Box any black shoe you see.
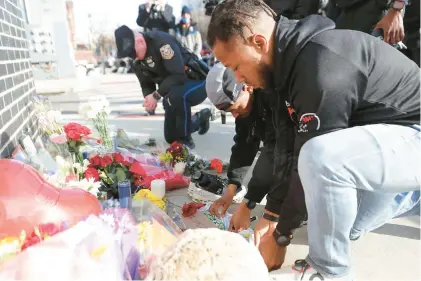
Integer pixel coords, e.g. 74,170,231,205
198,108,211,135
179,137,195,150
145,110,156,116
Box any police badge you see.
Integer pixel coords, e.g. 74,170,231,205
160,44,174,60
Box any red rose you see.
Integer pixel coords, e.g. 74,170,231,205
21,233,42,251
134,179,143,187
85,167,100,181
67,130,81,141
113,153,124,164
89,155,102,167
210,159,223,173
38,223,64,237
64,123,91,140
123,160,131,167
182,203,205,218
100,156,113,167
130,161,146,177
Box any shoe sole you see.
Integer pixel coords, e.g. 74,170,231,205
198,109,212,135
187,182,247,204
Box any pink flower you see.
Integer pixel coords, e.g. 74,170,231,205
50,134,67,144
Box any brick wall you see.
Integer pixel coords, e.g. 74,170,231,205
0,0,37,158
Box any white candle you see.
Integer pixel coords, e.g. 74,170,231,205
151,179,166,199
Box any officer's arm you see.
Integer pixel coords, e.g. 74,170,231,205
157,42,187,97
133,61,156,97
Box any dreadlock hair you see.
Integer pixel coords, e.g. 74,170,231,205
207,0,277,48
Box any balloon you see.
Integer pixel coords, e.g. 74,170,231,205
0,159,101,239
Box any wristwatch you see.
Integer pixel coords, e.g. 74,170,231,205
390,0,405,11
152,91,161,101
263,212,279,222
273,229,293,247
243,198,257,210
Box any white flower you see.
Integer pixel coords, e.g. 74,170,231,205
174,162,186,174
46,110,62,122
82,159,90,170
66,178,100,196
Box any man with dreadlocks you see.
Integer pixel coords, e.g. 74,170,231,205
207,0,420,280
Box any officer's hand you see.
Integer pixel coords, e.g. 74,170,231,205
254,210,278,247
375,9,404,44
229,202,251,232
144,94,158,112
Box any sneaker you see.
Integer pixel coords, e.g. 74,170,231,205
179,136,195,150
198,108,212,135
270,260,327,281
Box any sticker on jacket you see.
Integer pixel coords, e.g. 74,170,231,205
298,113,320,133
160,44,174,60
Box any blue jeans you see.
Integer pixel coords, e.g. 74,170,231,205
298,124,420,279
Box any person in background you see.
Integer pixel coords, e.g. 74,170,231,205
207,0,420,280
136,0,175,33
400,0,420,66
263,0,321,18
114,25,211,149
328,0,407,44
206,63,281,233
174,6,203,58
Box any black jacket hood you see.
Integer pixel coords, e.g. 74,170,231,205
273,15,335,91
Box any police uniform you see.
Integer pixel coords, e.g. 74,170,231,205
114,25,211,148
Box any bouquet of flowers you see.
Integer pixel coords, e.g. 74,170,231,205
159,142,228,176
0,222,67,264
87,152,143,198
63,122,91,166
79,95,113,151
88,152,190,199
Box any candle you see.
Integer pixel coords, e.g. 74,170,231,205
150,179,166,199
118,180,132,209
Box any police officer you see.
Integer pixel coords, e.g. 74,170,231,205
114,25,211,149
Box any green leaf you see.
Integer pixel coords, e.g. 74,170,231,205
115,167,127,181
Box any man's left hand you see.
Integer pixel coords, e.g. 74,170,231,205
258,234,287,271
144,94,158,112
374,8,404,44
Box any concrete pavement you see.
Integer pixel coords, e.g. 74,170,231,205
37,74,421,281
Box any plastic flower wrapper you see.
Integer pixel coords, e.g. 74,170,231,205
0,216,124,281
130,199,182,279
79,95,113,150
99,208,140,280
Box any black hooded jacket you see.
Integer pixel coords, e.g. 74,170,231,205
267,15,420,235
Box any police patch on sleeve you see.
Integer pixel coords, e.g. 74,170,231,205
160,44,174,60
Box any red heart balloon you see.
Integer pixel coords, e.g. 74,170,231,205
0,159,101,239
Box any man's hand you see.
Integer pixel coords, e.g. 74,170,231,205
374,9,404,44
144,94,158,112
209,184,237,218
254,209,278,247
229,202,251,232
258,234,287,271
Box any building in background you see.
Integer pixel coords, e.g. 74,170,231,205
22,0,76,79
0,0,38,157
